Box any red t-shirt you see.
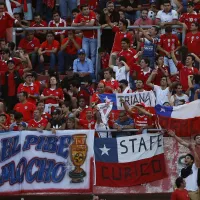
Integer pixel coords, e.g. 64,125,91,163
136,68,152,91
18,37,40,53
28,118,48,128
79,107,90,120
91,92,100,105
61,36,82,55
179,13,200,31
100,78,119,91
132,113,155,132
0,12,15,38
79,119,96,129
153,66,169,86
101,53,110,69
30,20,48,28
111,26,134,53
74,11,97,38
14,102,36,122
42,88,64,104
176,62,199,91
48,18,67,36
42,112,51,120
78,86,95,106
17,83,39,105
118,48,137,66
158,34,180,55
184,32,200,56
171,189,190,200
40,40,60,56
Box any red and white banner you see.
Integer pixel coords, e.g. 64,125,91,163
0,130,94,195
94,133,167,187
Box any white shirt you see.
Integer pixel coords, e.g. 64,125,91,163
95,123,112,138
113,66,127,81
170,94,189,106
153,85,170,105
156,9,178,34
185,164,199,191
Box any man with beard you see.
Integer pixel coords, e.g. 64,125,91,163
134,9,154,25
99,1,120,53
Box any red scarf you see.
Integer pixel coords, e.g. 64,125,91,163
18,0,28,12
43,0,55,9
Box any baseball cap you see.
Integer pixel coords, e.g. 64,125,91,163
24,73,33,79
188,1,194,6
52,109,61,115
78,49,86,55
7,59,15,65
135,103,146,108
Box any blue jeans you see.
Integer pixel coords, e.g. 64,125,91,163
59,0,77,19
82,37,97,67
58,51,77,73
38,53,56,73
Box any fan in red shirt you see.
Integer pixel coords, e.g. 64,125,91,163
28,109,48,131
91,82,106,107
0,2,24,40
38,32,60,73
30,13,48,42
152,55,169,86
41,76,64,112
72,4,97,66
121,101,156,134
118,38,137,66
37,101,51,120
0,113,9,131
171,177,190,200
184,22,200,57
77,107,96,129
18,31,40,69
179,2,200,31
58,30,82,73
171,51,200,91
48,10,66,42
0,102,10,127
157,26,180,75
17,73,39,105
14,91,36,122
104,8,133,54
98,47,110,69
132,58,152,91
100,68,120,93
74,97,89,120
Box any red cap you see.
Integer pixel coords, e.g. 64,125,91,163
135,103,146,108
86,107,93,112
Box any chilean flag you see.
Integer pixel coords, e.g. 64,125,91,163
155,100,200,137
94,134,167,187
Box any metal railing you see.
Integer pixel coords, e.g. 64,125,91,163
12,25,185,78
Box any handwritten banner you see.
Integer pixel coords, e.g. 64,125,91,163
0,130,94,195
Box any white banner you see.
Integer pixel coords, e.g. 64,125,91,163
116,91,156,109
0,130,94,194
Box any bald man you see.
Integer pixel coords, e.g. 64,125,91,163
91,83,105,107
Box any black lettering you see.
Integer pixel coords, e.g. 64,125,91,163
133,94,139,105
112,167,121,180
157,134,162,148
124,167,132,180
102,166,109,180
125,96,130,105
152,160,162,173
150,135,157,150
140,163,149,176
139,137,147,152
129,138,137,152
120,140,128,154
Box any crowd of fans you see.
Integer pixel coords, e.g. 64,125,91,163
0,0,200,198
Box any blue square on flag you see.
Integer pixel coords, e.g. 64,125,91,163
94,138,118,163
155,104,173,117
99,94,118,110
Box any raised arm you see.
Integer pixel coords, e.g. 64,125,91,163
171,50,178,66
166,130,190,148
146,70,156,89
